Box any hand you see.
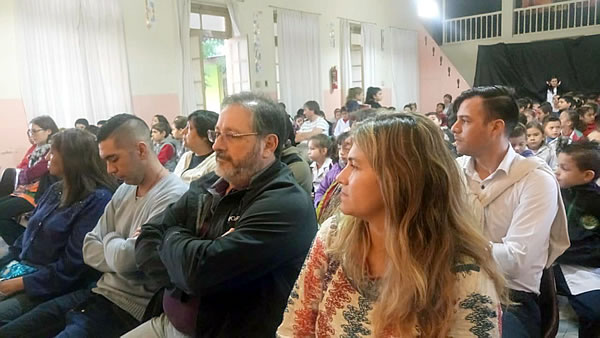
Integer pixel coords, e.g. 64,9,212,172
132,226,142,238
221,228,235,237
0,277,24,297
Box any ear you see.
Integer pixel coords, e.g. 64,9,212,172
583,170,596,183
262,134,279,157
137,141,150,160
491,119,506,137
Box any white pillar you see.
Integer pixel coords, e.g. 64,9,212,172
501,0,514,39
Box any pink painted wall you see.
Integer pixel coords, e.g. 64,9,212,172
0,99,31,170
131,94,181,127
418,28,470,114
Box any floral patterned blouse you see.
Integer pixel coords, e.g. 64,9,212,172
278,217,502,337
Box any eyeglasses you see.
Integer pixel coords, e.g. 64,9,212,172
27,128,43,136
207,130,258,143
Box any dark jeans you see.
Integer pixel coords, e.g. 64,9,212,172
502,289,541,338
0,292,45,325
555,265,600,338
0,196,33,246
0,289,140,338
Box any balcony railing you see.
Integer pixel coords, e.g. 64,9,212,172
443,11,502,44
514,0,600,35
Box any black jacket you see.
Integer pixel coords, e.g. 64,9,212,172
135,160,317,337
556,182,600,267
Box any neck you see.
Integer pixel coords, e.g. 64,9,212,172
563,127,573,135
366,211,387,277
473,140,509,180
137,159,168,197
192,142,213,157
309,114,318,122
316,157,327,168
530,143,541,151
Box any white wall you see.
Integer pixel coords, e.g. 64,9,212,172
0,0,21,100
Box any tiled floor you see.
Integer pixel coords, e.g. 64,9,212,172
557,296,579,337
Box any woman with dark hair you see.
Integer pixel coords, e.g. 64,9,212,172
152,114,170,130
364,87,383,109
0,129,117,322
0,116,59,244
173,110,219,184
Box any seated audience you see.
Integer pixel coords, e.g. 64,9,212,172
130,92,317,337
151,122,179,171
452,86,569,337
0,114,188,337
554,141,600,337
579,105,597,137
333,106,350,136
279,113,505,337
74,118,89,130
443,94,455,127
0,116,59,245
293,110,304,132
97,120,107,128
308,134,334,195
526,120,557,169
544,115,562,149
0,137,35,197
509,123,535,157
314,132,350,207
558,96,576,113
345,87,363,112
170,115,188,158
560,109,585,142
172,110,218,184
536,101,554,122
364,86,383,109
425,111,456,155
587,114,600,143
281,116,312,194
295,101,329,162
0,129,117,323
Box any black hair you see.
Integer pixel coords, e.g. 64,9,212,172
559,141,600,180
97,114,149,143
560,96,576,110
518,113,527,125
153,114,169,125
509,123,527,139
188,110,218,143
173,115,188,130
284,115,296,147
453,86,519,136
443,94,452,101
86,125,100,136
564,109,586,132
222,92,288,157
152,122,171,137
97,120,107,127
436,102,445,109
75,118,90,128
542,116,561,128
365,87,382,103
309,134,336,162
303,101,321,115
525,120,544,136
516,98,529,110
539,102,553,115
30,115,59,137
403,104,411,109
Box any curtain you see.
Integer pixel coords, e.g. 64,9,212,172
175,0,199,115
339,19,352,102
361,23,379,88
17,0,132,128
277,9,321,112
389,27,419,108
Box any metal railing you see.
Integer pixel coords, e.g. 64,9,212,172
514,0,600,35
443,11,502,44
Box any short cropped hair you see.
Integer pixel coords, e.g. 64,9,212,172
188,110,218,143
542,116,560,128
453,86,519,135
559,141,600,180
75,118,89,128
97,114,151,148
510,123,527,138
222,92,287,156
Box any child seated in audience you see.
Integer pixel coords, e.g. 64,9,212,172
151,122,179,171
536,102,554,122
579,104,597,137
554,141,600,337
425,112,456,155
526,120,557,169
314,132,351,207
560,109,585,142
333,107,350,136
0,129,116,323
509,123,535,157
544,116,562,145
308,134,334,194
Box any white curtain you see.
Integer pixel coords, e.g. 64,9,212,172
339,19,352,101
175,0,199,115
17,0,132,128
361,23,379,88
389,27,419,108
277,9,321,112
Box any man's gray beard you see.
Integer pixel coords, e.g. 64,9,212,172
216,143,264,187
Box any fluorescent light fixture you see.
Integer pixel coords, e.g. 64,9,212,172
417,0,440,19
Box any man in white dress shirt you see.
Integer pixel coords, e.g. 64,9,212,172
451,86,569,338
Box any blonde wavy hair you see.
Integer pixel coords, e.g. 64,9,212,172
328,112,506,337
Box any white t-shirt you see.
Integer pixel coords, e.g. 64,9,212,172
299,117,330,144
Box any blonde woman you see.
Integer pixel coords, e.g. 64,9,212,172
278,113,505,337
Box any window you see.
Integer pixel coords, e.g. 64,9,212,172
349,23,364,90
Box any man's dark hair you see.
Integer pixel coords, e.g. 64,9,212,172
561,96,576,109
539,102,553,115
173,115,188,130
222,92,288,157
558,141,600,180
303,101,320,115
75,118,90,128
510,123,527,138
516,98,529,110
453,86,519,136
97,114,150,146
436,102,445,109
188,110,218,143
443,94,452,101
542,115,560,128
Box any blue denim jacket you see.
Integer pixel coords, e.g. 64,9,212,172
11,182,112,298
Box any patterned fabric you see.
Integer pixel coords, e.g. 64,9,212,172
28,144,50,168
278,217,502,337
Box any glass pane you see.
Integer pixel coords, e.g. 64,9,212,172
201,14,226,32
190,13,201,29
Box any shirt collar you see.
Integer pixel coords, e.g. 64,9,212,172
465,145,516,181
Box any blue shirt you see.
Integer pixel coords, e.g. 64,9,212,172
12,182,113,298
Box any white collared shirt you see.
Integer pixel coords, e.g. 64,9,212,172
310,157,333,193
461,146,559,294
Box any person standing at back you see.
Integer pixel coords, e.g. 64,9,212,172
452,86,569,338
